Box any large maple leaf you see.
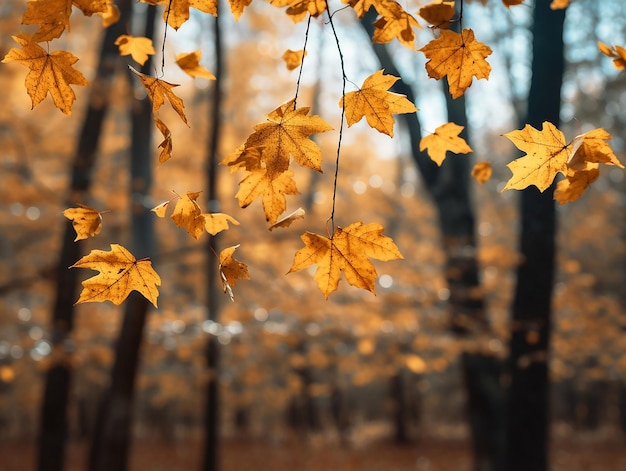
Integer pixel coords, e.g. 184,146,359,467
419,122,472,166
502,122,570,192
139,0,217,29
236,167,298,224
238,99,333,176
289,222,403,299
71,244,161,307
341,70,417,137
2,34,88,115
419,28,492,99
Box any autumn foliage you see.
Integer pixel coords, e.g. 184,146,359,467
2,0,622,306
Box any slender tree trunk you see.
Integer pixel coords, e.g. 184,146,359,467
203,7,223,471
361,8,505,470
506,4,566,471
36,2,133,470
88,6,157,471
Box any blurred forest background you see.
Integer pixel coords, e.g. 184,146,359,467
1,0,626,470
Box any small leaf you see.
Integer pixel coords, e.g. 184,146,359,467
171,191,205,239
282,49,306,71
153,116,173,163
268,207,305,231
236,167,298,224
115,35,155,66
130,66,188,125
63,204,103,241
176,50,216,80
203,213,240,235
471,161,492,184
418,1,455,29
598,41,626,70
219,245,250,301
419,122,472,166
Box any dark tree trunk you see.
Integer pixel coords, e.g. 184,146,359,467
88,6,157,471
361,8,505,470
506,4,566,471
36,2,133,471
203,9,224,471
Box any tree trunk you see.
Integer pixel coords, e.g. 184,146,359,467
506,3,566,471
88,6,157,471
36,2,133,470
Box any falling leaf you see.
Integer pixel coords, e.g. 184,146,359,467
554,164,599,205
176,50,216,80
151,198,172,217
419,28,492,99
569,128,624,170
228,0,253,20
269,0,327,22
236,167,298,224
372,2,421,49
204,213,240,235
22,0,73,42
282,49,306,71
71,244,161,307
502,122,569,192
2,34,88,115
502,0,524,8
171,191,205,239
598,41,626,70
139,0,217,29
341,70,417,137
63,204,103,241
268,207,305,231
471,161,492,184
115,35,155,66
236,99,333,176
99,1,120,26
129,66,188,125
550,0,569,9
419,122,472,166
219,245,250,301
418,1,455,29
154,116,173,163
289,222,403,299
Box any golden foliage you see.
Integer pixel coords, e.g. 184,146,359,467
115,35,155,66
219,245,250,301
471,161,492,184
130,67,189,126
175,50,216,80
598,41,626,70
419,122,472,166
282,49,307,71
418,1,455,29
63,204,103,241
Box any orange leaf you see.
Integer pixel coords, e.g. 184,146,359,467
372,1,421,49
227,0,253,20
418,1,455,29
22,0,73,42
269,0,327,22
70,244,161,307
282,49,307,71
569,128,624,170
419,122,472,166
203,213,240,235
341,70,417,137
63,204,103,241
139,0,217,29
176,50,216,80
419,28,492,99
236,167,298,224
289,222,403,299
502,122,569,192
2,34,88,115
130,66,188,125
598,41,626,70
115,35,155,66
268,207,305,231
502,0,524,8
219,245,250,301
99,1,120,27
171,191,205,239
550,0,569,9
554,164,599,205
471,161,492,184
153,116,173,164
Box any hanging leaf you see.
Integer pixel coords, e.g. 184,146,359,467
63,204,104,241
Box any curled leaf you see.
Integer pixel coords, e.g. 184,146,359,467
63,204,103,241
268,207,305,231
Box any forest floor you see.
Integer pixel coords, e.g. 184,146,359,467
2,437,625,471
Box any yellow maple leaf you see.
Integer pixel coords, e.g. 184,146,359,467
598,41,626,70
269,0,327,23
22,0,73,42
268,207,305,231
238,99,333,176
115,35,155,66
63,204,103,241
502,0,524,8
139,0,217,29
569,128,624,170
418,1,455,29
71,244,161,307
171,191,206,239
419,28,492,99
282,49,307,71
471,161,492,184
153,116,173,164
204,213,240,235
175,50,216,80
289,222,403,299
236,167,298,224
502,122,570,192
129,66,188,125
550,0,569,9
342,0,376,18
419,122,472,166
227,0,253,21
341,70,417,137
372,1,421,49
219,245,250,301
99,1,120,27
2,34,88,115
554,163,599,205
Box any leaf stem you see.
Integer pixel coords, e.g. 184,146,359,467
293,15,312,110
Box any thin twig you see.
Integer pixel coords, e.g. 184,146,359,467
293,15,313,110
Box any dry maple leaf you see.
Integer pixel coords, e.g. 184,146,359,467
471,161,492,184
554,163,599,205
289,222,403,299
22,0,72,42
176,50,216,80
598,42,626,70
501,0,524,8
419,28,492,99
171,191,206,239
341,70,417,137
418,1,455,29
282,49,307,71
71,244,161,307
63,204,103,241
219,245,250,301
99,1,120,26
236,167,298,224
2,34,88,115
228,0,253,20
238,99,333,176
419,122,472,166
268,207,305,231
139,0,217,29
568,128,624,170
502,122,570,192
204,213,240,235
550,0,569,9
115,35,155,66
269,0,327,22
129,66,188,125
372,1,421,49
153,116,173,163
